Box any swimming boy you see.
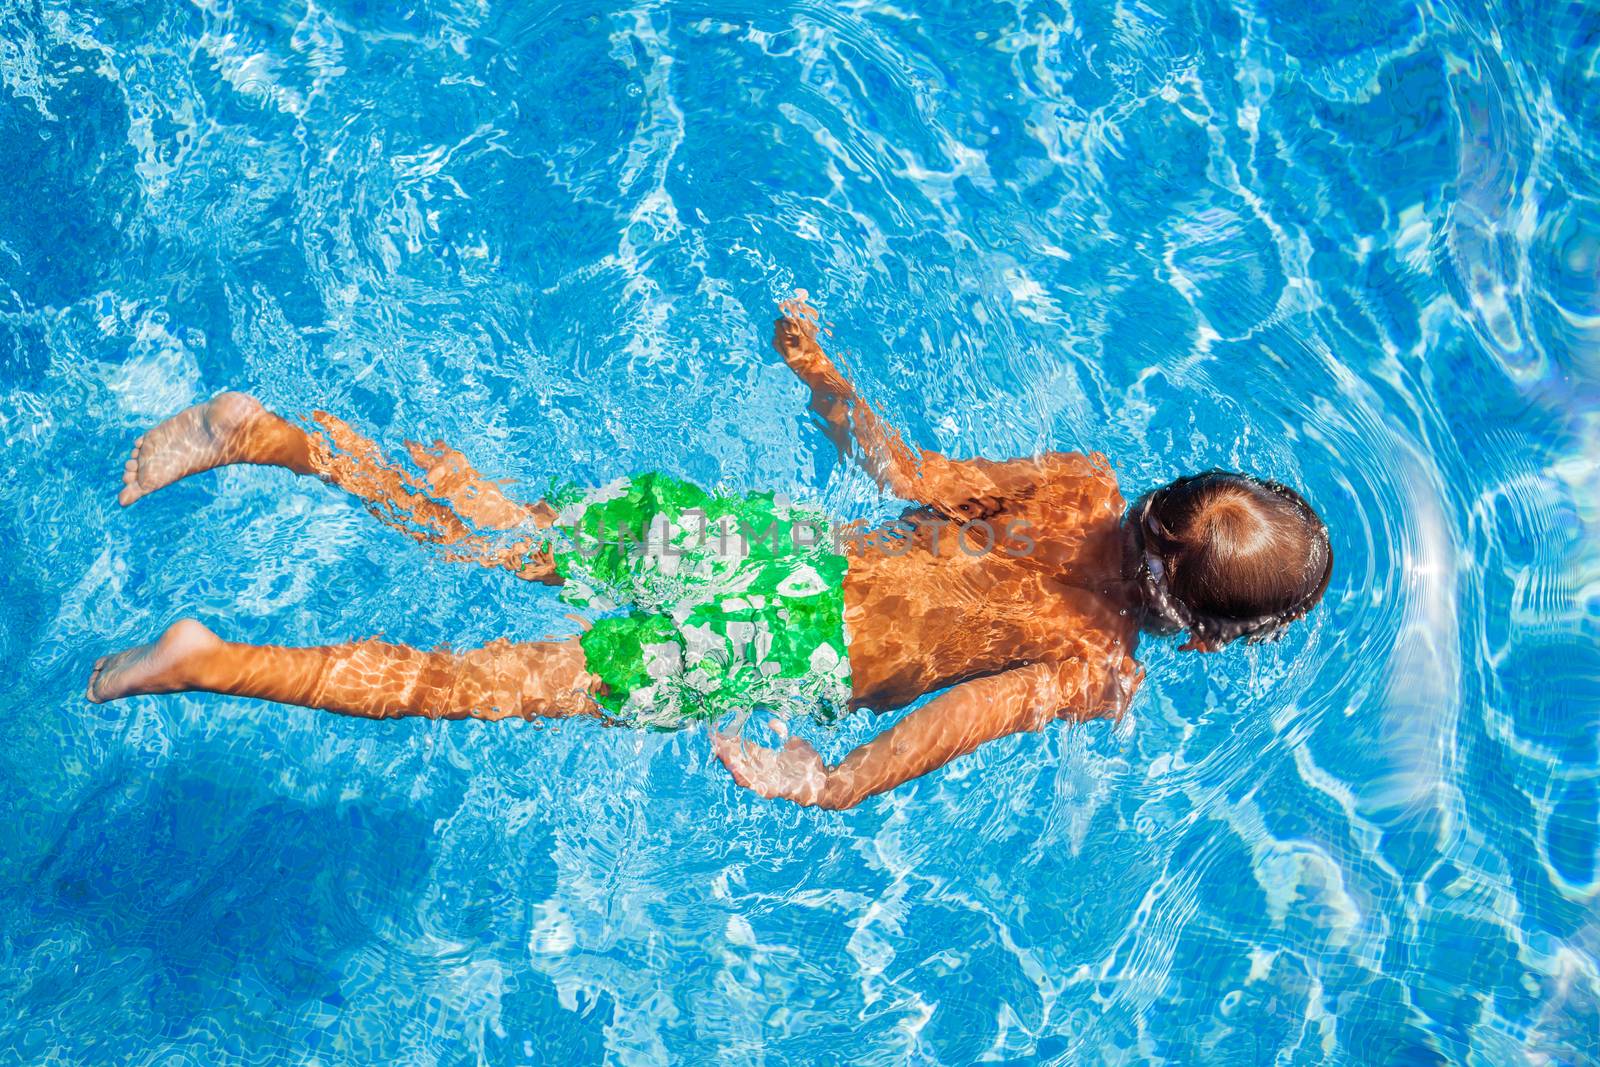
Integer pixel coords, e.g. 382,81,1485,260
87,309,1333,809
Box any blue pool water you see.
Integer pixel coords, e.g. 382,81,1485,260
2,0,1598,1062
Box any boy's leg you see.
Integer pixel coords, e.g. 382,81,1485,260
85,619,599,721
119,392,560,581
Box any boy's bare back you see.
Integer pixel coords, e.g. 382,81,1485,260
840,452,1140,716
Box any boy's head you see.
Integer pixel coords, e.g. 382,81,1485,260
1123,471,1332,651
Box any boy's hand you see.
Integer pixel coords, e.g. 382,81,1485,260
772,314,827,371
711,729,829,807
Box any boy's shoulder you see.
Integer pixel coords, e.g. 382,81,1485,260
955,450,1119,495
1035,449,1118,481
997,450,1126,521
1036,586,1143,721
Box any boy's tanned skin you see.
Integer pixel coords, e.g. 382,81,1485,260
88,310,1141,809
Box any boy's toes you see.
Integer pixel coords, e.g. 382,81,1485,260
120,442,145,501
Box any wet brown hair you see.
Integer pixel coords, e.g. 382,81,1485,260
1124,471,1333,651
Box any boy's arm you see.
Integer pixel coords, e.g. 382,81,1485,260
773,315,998,515
712,660,1101,810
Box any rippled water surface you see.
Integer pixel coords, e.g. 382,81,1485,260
3,0,1598,1063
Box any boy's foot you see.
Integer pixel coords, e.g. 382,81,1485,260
119,392,266,506
86,619,221,703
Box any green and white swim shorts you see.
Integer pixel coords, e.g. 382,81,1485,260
542,473,852,729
